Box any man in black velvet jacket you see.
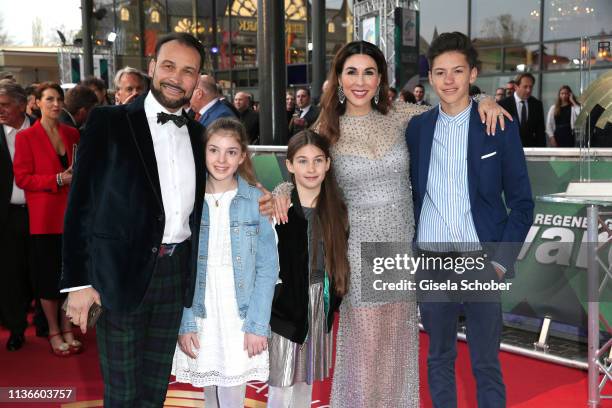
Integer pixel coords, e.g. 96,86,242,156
61,33,206,407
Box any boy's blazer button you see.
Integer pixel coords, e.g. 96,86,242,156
236,256,241,262
233,228,239,233
152,247,158,253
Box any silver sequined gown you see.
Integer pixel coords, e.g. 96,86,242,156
329,102,428,408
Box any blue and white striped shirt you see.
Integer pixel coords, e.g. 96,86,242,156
417,102,481,252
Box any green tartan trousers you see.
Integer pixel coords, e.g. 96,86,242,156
96,243,188,408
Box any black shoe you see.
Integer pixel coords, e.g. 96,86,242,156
6,332,25,351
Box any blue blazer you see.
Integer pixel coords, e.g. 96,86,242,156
406,103,534,278
199,99,237,128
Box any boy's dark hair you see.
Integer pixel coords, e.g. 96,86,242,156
427,31,479,69
516,72,536,86
469,84,482,96
154,32,205,72
414,84,424,91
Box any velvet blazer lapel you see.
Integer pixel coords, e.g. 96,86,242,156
125,94,163,210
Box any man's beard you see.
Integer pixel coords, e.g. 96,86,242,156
150,82,191,110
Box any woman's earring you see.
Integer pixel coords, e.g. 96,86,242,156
374,86,380,105
337,85,346,104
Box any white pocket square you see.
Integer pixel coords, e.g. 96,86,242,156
481,151,497,159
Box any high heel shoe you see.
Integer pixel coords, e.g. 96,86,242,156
48,333,70,357
62,330,83,354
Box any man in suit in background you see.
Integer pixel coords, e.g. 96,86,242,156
406,32,534,408
234,91,260,144
499,73,548,147
217,83,240,118
414,84,431,106
0,80,32,351
190,74,236,128
288,87,319,138
61,33,206,407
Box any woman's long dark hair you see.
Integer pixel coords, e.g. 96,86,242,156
287,130,350,295
316,41,391,145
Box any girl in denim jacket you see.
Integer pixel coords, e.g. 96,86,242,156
267,130,350,407
172,118,279,407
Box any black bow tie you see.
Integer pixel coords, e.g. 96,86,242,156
157,112,187,128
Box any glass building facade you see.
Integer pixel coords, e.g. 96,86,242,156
418,0,612,112
90,0,353,98
88,0,610,110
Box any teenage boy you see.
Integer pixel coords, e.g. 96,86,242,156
406,32,534,408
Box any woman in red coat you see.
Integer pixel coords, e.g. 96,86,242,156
13,82,80,356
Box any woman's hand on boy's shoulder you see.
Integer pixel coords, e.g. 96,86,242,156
244,332,267,358
178,332,200,359
257,183,290,224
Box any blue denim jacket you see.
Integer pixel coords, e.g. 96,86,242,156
179,175,279,337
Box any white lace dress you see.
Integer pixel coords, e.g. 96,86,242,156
172,190,269,387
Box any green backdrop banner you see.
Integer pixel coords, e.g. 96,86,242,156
250,149,612,331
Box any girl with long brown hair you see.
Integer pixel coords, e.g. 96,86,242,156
270,40,509,407
267,130,349,407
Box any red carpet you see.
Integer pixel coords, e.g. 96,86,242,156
1,322,611,407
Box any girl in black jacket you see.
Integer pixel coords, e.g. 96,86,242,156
267,130,350,407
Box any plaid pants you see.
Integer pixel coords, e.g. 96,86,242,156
97,243,188,408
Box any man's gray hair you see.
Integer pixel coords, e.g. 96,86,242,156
0,79,27,105
114,66,146,89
